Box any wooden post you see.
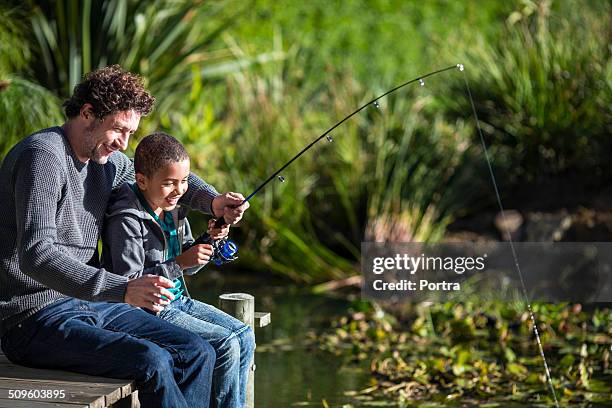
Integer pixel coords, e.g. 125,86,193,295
219,293,255,328
219,293,256,408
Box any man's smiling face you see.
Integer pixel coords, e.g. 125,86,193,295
83,109,140,164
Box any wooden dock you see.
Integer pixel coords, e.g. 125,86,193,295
0,351,138,408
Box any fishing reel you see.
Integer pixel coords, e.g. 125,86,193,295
209,237,238,266
164,234,237,302
187,232,238,266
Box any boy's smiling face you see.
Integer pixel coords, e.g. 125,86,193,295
136,159,190,216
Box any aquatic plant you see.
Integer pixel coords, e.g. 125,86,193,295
319,301,611,405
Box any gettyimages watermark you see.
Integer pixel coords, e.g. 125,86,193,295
361,242,612,302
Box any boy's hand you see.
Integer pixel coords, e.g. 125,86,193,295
207,219,230,240
175,244,213,269
212,192,250,225
125,275,175,313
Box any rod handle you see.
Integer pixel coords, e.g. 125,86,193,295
214,217,227,228
184,232,213,250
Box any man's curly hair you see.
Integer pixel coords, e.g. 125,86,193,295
135,132,189,177
63,65,155,119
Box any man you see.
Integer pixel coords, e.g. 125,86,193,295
0,65,249,408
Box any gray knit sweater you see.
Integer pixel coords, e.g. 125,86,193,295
0,127,219,336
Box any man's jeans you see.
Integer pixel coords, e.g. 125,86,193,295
159,296,256,408
0,298,215,408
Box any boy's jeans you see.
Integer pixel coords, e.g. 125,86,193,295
159,296,256,408
0,298,215,408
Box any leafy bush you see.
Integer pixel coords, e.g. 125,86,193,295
25,0,267,114
0,6,63,156
0,76,63,156
441,1,611,181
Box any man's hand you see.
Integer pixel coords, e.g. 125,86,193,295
212,192,250,225
175,244,213,270
207,219,230,240
124,275,176,313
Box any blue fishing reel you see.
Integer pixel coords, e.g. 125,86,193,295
210,237,239,266
186,232,238,266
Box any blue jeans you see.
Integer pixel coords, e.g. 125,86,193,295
158,296,255,408
0,298,215,408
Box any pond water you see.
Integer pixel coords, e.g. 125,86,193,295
188,273,376,407
187,273,610,407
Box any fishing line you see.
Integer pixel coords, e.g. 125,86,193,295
460,69,560,407
210,64,560,405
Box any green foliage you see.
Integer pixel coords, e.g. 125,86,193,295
25,0,273,114
0,6,63,156
441,0,611,180
319,302,612,404
228,0,516,85
0,76,63,156
0,7,31,75
354,94,486,243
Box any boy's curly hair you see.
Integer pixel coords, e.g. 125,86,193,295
135,132,189,176
63,65,155,119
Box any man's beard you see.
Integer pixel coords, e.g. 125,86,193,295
91,145,111,164
84,121,111,164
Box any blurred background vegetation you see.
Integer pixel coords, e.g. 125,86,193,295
1,0,609,282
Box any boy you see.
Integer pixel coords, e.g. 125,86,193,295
102,132,255,408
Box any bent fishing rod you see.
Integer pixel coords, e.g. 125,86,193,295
194,64,560,407
191,65,458,258
242,64,459,206
189,65,458,261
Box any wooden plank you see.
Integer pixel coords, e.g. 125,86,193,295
0,378,125,391
0,381,126,406
109,392,140,408
0,361,133,387
0,376,134,397
0,349,138,407
0,360,135,406
0,386,106,406
254,311,271,328
0,396,98,408
0,381,121,407
0,398,87,407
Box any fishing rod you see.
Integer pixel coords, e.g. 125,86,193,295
243,64,459,205
188,65,459,260
192,64,560,406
